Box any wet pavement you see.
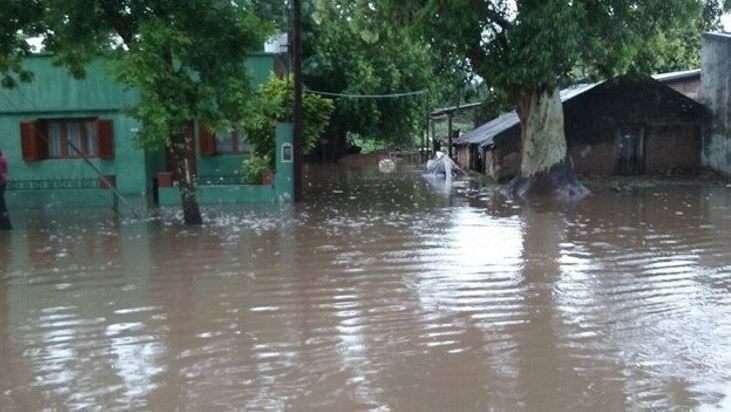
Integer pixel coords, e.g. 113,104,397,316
1,159,731,411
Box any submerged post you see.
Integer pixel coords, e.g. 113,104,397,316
447,113,453,158
430,118,436,155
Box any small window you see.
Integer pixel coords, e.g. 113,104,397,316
282,143,293,163
44,118,100,158
214,129,251,154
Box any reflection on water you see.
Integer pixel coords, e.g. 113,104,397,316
2,161,731,411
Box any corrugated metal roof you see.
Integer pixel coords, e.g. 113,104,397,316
454,83,597,148
653,69,700,82
704,31,731,40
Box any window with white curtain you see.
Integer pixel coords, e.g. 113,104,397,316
45,119,100,158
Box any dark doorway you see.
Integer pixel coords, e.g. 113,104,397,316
615,127,645,175
469,144,483,172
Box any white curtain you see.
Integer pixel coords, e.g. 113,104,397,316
67,122,81,155
48,121,62,157
85,121,98,156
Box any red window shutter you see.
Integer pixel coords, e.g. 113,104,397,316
20,121,41,160
199,123,216,156
96,119,115,159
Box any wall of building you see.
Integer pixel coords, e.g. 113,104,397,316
192,53,277,177
0,53,281,207
454,146,470,171
567,124,699,176
159,123,293,205
566,77,702,176
569,141,616,176
0,56,139,113
0,57,147,207
0,112,147,193
664,77,701,100
645,125,700,173
700,33,731,176
485,78,703,179
492,146,520,182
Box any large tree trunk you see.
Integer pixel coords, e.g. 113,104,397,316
171,133,203,225
506,85,589,199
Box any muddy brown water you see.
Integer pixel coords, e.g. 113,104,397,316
1,161,731,411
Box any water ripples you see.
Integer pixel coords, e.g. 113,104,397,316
1,165,731,410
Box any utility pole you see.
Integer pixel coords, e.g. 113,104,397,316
292,0,304,201
447,113,453,159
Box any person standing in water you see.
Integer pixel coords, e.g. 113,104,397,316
0,149,11,230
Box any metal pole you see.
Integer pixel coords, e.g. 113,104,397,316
447,113,453,159
292,0,304,202
422,94,427,160
430,118,436,156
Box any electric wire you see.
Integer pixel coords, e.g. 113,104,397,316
305,89,426,99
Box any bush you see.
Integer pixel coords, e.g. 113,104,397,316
245,74,334,169
242,154,271,185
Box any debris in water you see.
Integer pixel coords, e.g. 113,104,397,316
425,151,463,178
379,158,397,173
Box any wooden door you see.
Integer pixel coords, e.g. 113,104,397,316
615,127,645,175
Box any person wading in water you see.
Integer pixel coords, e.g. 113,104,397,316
0,149,11,230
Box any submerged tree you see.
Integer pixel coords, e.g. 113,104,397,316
1,0,271,224
385,0,728,198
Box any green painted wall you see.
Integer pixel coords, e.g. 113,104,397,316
246,53,277,87
194,54,276,177
0,53,281,207
274,122,294,200
0,111,148,196
5,189,115,208
159,122,293,205
0,56,137,114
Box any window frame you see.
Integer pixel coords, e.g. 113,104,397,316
43,117,100,159
214,129,251,155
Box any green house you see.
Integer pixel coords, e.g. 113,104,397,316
0,54,293,209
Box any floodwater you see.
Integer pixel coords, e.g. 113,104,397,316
2,159,731,411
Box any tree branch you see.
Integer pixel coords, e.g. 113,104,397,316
98,0,135,46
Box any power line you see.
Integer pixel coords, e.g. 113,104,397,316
306,89,426,99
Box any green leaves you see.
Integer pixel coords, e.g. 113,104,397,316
245,75,335,168
1,0,273,154
383,0,721,96
242,153,271,184
303,0,446,147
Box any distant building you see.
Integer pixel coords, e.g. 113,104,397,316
700,32,731,176
0,54,293,208
453,76,705,181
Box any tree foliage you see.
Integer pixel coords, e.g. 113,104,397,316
245,74,334,167
0,1,43,88
629,1,729,74
2,0,273,147
301,0,467,147
384,0,728,94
